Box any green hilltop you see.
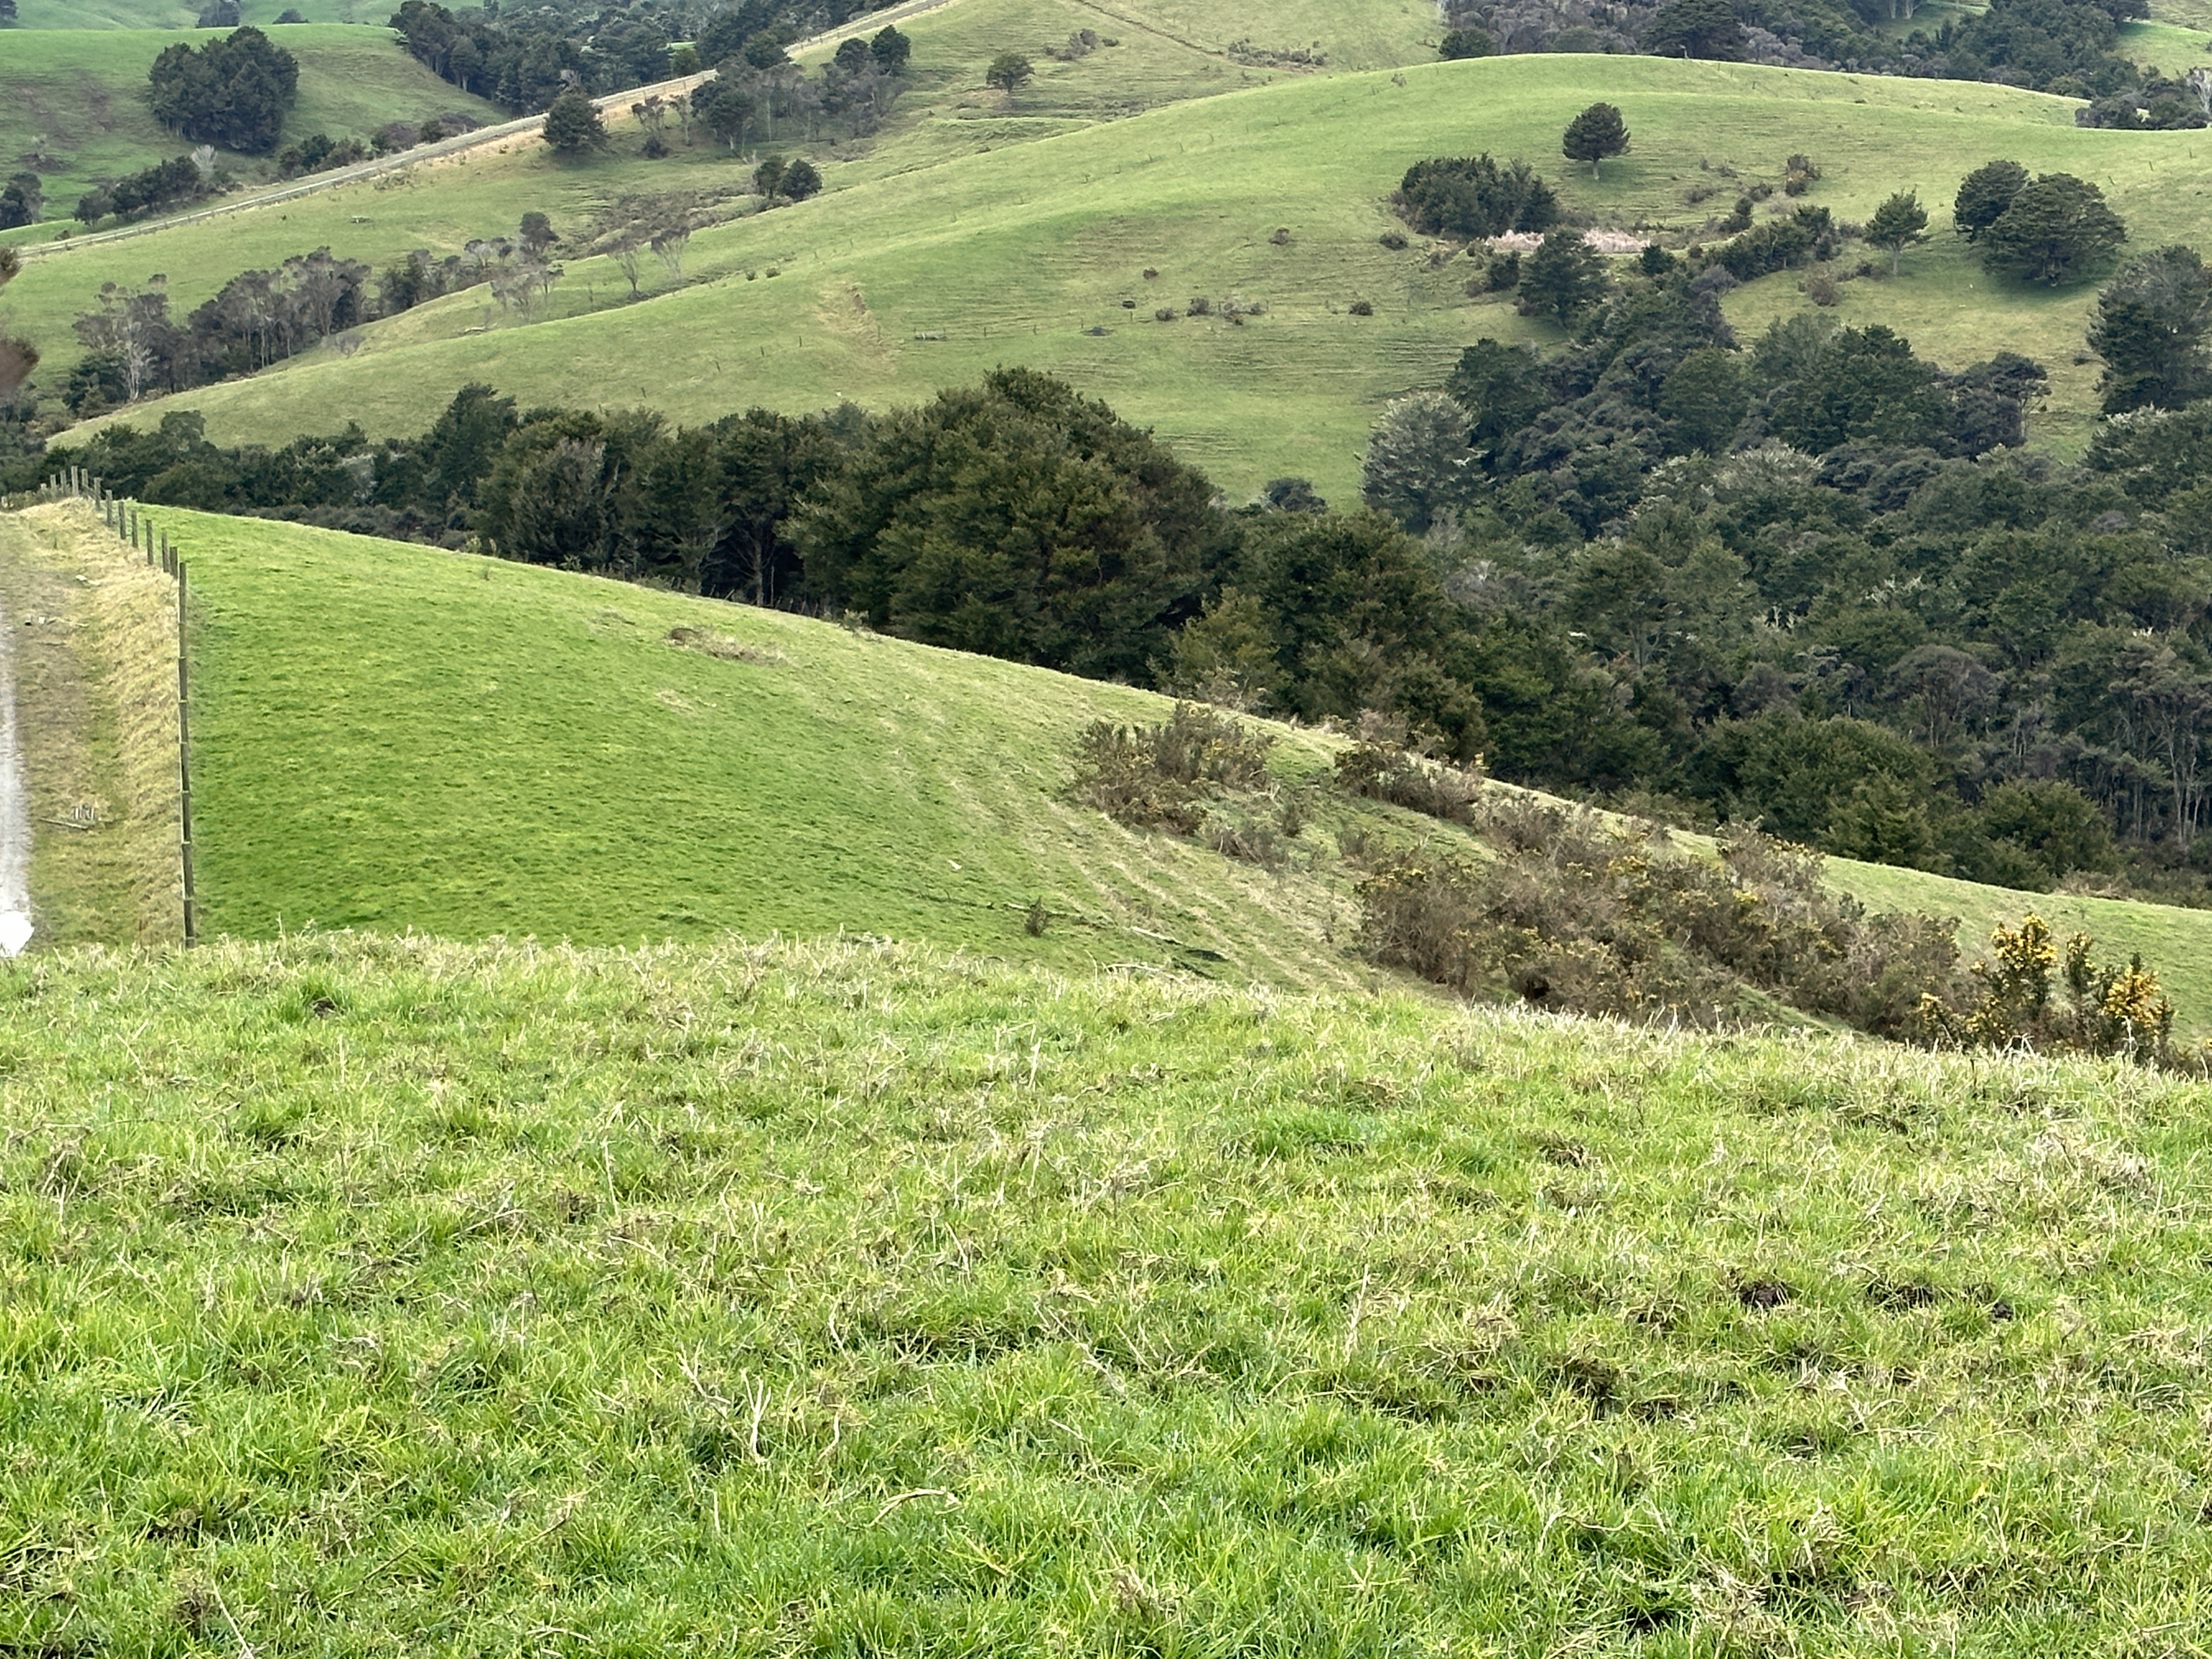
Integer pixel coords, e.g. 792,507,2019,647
29,40,2212,500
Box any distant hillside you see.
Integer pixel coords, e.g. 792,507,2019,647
0,24,504,227
31,47,2212,499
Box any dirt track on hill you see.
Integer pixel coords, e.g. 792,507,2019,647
19,0,973,261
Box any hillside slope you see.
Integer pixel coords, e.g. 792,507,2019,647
0,24,505,225
4,930,2212,1652
58,51,2212,499
11,499,2211,1030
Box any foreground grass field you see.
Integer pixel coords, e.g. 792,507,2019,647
0,24,504,227
4,930,2212,1652
52,46,2212,499
12,499,2211,1033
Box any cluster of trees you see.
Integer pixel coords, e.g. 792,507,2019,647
57,218,586,415
74,154,229,227
62,253,373,414
147,27,300,154
388,0,909,115
1440,0,2175,108
1953,160,2128,284
1397,155,1559,240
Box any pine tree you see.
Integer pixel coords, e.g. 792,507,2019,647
541,88,608,155
1561,103,1629,180
1865,191,1929,274
1520,230,1607,324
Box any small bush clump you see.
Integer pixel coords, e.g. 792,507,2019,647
1072,703,1275,835
1334,713,1484,823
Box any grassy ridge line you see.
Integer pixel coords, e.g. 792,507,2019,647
5,930,2212,1651
78,53,2212,498
0,24,507,230
33,503,2207,1031
9,0,379,26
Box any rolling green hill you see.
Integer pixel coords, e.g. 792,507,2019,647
10,497,2211,1032
0,24,504,227
8,0,380,25
5,928,2212,1652
35,46,2212,502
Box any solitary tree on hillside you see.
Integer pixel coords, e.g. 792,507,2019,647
870,24,911,74
541,88,608,154
1561,102,1629,179
1977,172,2126,285
1865,190,1929,274
754,154,788,201
986,52,1034,98
1953,157,2028,241
2089,245,2212,413
1520,227,1608,323
1362,392,1475,534
1439,26,1492,57
781,159,823,202
0,1,19,27
1643,0,1747,59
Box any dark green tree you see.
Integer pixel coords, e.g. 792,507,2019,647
146,27,300,153
1770,324,1945,452
833,36,872,75
1658,347,1748,453
1977,172,2125,284
753,154,788,201
541,88,608,154
694,79,755,153
985,52,1033,95
1865,190,1929,274
2088,245,2212,413
790,368,1233,682
870,24,912,74
1439,26,1492,57
1561,102,1629,179
0,1,19,27
1446,337,1548,454
1953,158,2028,241
1643,0,1747,59
781,159,822,202
1520,229,1607,325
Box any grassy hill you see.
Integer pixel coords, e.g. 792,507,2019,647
0,24,505,229
5,927,2212,1652
9,496,2211,1032
9,0,379,25
32,44,2212,501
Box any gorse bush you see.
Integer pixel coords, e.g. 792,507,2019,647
1333,712,1485,824
1071,703,1275,836
1359,812,1961,1034
1922,912,2190,1063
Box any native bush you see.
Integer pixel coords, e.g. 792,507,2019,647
1071,703,1276,835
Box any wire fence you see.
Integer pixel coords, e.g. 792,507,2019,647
10,469,198,946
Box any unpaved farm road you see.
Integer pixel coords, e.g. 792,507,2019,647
18,0,972,262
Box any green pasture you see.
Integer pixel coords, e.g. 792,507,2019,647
43,49,2212,501
7,0,379,26
131,504,1384,986
0,24,503,227
5,929,2212,1654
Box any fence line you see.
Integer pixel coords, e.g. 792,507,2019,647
12,471,198,946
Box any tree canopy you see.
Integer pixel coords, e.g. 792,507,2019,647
147,27,299,154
